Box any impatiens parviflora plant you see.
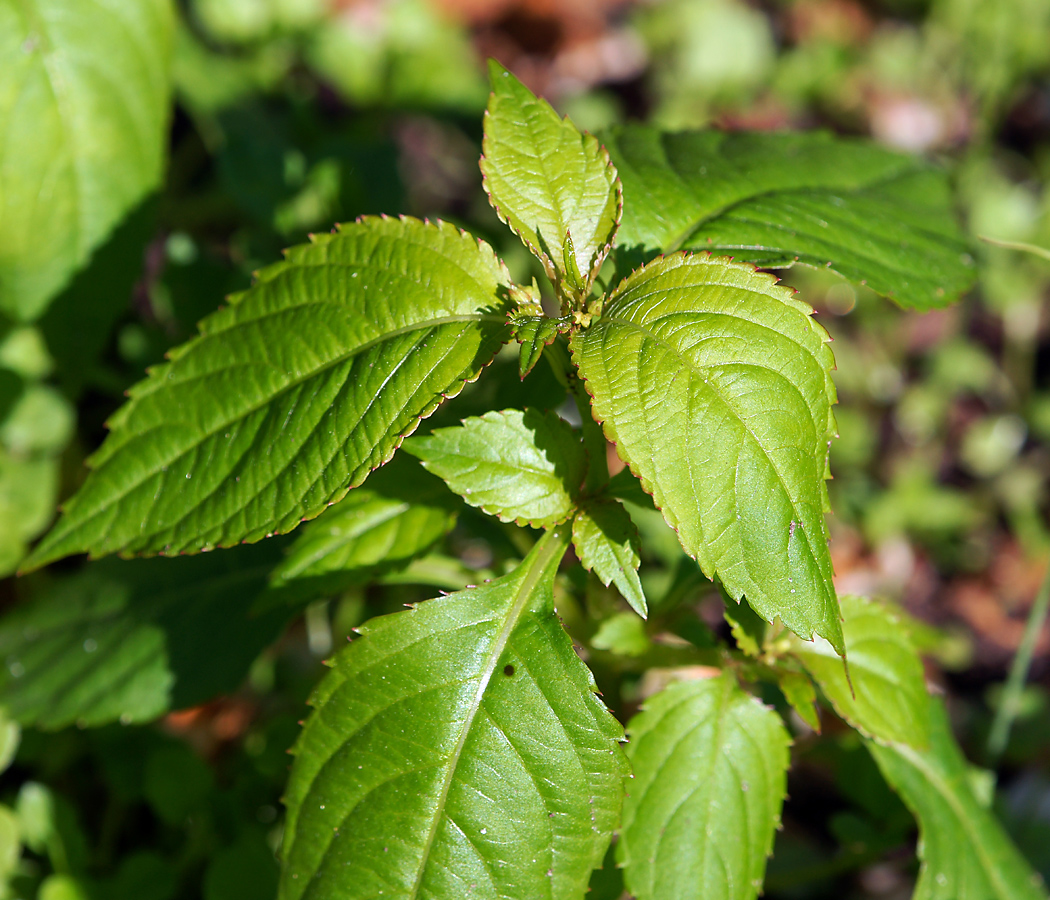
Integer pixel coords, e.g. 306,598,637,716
16,61,1046,900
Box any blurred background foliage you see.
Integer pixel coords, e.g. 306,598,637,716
2,0,1050,897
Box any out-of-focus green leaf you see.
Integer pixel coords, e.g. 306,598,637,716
203,831,278,900
0,384,73,456
573,498,646,617
572,253,843,653
38,875,90,900
280,526,627,899
307,0,485,112
0,709,19,775
619,674,790,900
869,696,1048,900
266,455,458,604
0,804,19,884
405,408,585,528
0,545,288,729
591,611,650,657
603,127,975,311
0,0,173,320
789,595,929,748
482,61,620,295
23,218,513,569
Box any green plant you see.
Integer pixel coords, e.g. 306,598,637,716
6,47,1047,900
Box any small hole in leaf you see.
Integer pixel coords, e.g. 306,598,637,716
503,664,515,677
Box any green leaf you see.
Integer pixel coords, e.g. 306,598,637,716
723,597,767,658
405,408,585,528
603,126,975,311
0,449,59,577
0,544,289,729
618,674,790,900
511,312,570,379
572,253,843,653
266,455,458,605
0,0,174,320
868,695,1048,900
279,526,627,900
572,498,646,617
481,60,620,295
591,611,650,657
789,595,929,748
24,217,513,570
777,670,820,731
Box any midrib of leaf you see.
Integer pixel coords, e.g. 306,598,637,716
82,312,504,545
593,311,829,594
886,743,1012,898
663,166,918,253
407,525,570,897
675,679,732,892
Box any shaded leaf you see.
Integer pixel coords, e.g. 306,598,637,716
790,595,929,748
0,0,173,320
0,544,289,729
724,597,767,658
619,674,790,900
482,61,620,294
603,126,975,311
24,217,512,569
511,313,570,379
572,253,843,652
280,526,627,900
777,670,820,732
265,455,458,605
573,498,646,617
869,695,1048,900
405,408,585,528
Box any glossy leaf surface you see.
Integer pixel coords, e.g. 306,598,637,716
24,217,512,569
790,594,929,748
405,408,585,528
0,546,287,729
619,674,790,900
572,498,646,617
572,253,843,652
603,127,975,311
280,527,627,900
869,696,1048,900
267,456,458,604
481,61,620,292
0,0,173,320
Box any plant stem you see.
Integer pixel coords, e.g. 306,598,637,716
987,554,1050,762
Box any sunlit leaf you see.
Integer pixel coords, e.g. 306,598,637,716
24,217,512,569
482,61,620,294
603,126,975,311
790,595,929,748
572,253,843,652
266,455,458,605
0,0,174,320
405,408,585,528
619,674,790,900
280,526,627,900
